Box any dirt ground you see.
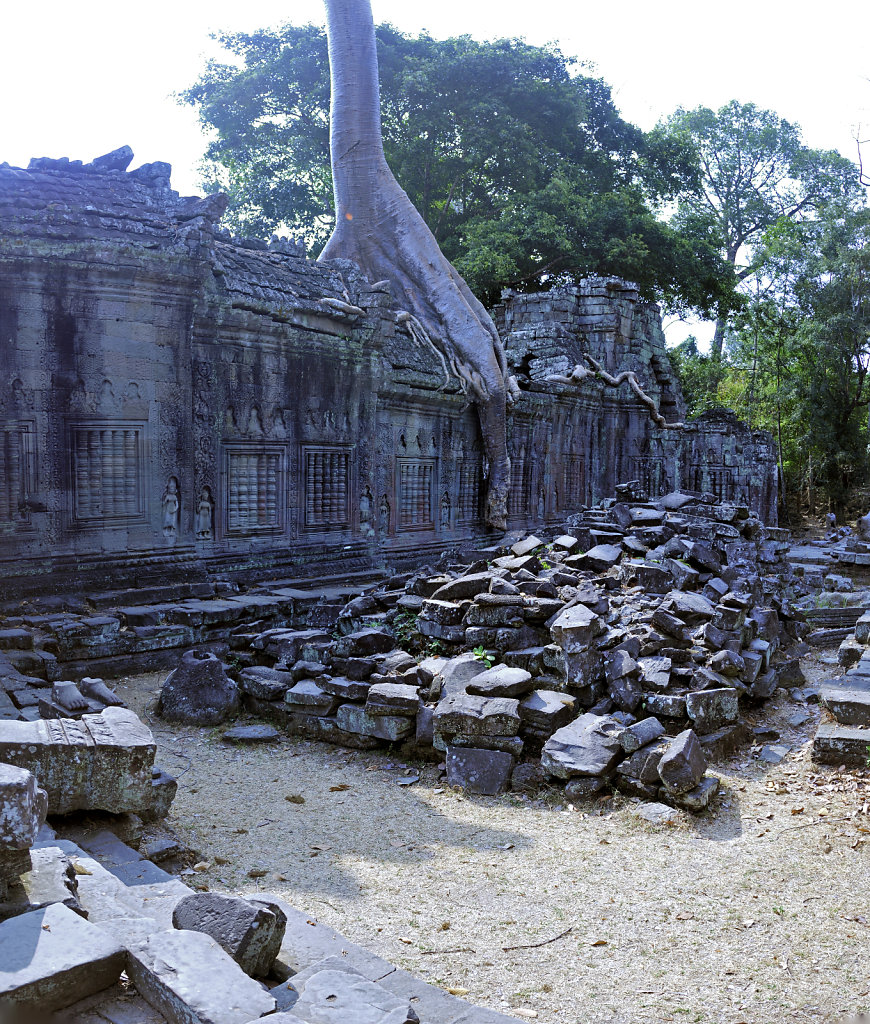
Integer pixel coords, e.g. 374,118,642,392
115,656,870,1024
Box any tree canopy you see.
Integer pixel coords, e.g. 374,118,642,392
180,23,735,314
655,100,861,357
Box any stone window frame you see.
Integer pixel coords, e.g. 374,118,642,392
67,420,147,529
396,456,437,532
0,420,36,532
300,443,355,534
223,442,287,538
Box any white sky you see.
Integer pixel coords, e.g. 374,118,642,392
3,0,869,344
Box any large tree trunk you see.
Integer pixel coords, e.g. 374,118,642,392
319,0,517,529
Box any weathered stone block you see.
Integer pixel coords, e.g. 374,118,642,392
0,708,155,815
365,683,420,717
684,688,739,735
127,929,276,1024
433,695,521,738
0,902,125,1011
335,704,414,741
446,746,515,795
172,892,287,977
550,604,604,653
658,729,706,795
0,763,47,851
540,713,624,779
519,690,576,732
466,664,534,698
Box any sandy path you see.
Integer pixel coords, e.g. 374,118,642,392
117,664,870,1024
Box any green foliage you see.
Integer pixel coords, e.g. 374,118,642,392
656,101,860,357
472,645,495,668
675,202,870,513
180,23,734,315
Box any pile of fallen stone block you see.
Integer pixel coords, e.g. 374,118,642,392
176,490,807,813
0,578,379,724
812,608,870,766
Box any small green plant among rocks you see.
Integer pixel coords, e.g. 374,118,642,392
473,645,495,668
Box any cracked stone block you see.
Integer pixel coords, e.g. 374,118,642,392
0,902,125,1011
0,763,47,851
0,844,81,920
671,774,720,812
658,729,707,795
541,713,625,779
127,929,276,1024
238,666,295,701
284,681,338,715
172,892,286,977
0,708,155,815
519,690,576,733
159,650,239,726
446,746,515,796
619,717,665,753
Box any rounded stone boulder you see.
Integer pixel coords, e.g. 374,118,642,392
158,649,239,725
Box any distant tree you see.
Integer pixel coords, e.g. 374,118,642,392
655,101,861,358
180,23,734,314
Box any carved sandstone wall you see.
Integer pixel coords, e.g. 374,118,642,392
0,150,777,597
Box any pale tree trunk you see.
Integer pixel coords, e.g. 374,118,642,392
711,317,726,361
319,0,518,529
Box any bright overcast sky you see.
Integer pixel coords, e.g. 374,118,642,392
4,0,869,342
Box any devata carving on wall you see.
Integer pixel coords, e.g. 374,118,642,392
0,151,777,598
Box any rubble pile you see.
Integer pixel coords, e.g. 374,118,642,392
223,490,805,812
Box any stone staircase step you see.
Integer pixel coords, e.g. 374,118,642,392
813,722,870,765
821,687,870,726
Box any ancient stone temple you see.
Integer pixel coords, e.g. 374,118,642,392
0,149,777,599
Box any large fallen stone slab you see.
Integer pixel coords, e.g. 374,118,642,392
0,707,155,814
291,967,419,1024
127,929,276,1024
172,892,286,977
0,901,125,1011
159,649,239,725
541,714,625,779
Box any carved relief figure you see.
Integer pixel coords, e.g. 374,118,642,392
162,476,180,544
440,491,451,529
196,486,215,541
360,486,375,537
379,495,391,535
